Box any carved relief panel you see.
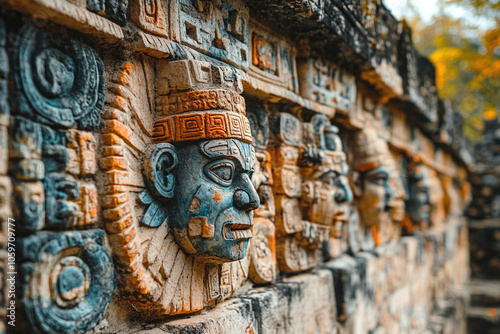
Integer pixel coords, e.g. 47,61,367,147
403,155,432,233
104,57,258,317
269,112,312,272
248,20,298,92
348,122,396,249
178,0,249,69
246,99,277,284
0,2,475,334
4,21,116,333
269,112,352,271
297,57,357,115
130,0,179,38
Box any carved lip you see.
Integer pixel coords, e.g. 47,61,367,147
224,222,253,241
334,213,348,222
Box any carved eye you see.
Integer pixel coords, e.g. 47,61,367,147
205,160,235,186
368,172,389,186
320,171,338,187
248,170,254,181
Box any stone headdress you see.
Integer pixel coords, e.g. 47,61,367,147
102,58,254,319
351,126,391,173
152,59,252,144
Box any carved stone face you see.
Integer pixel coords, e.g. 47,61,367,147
15,182,45,232
302,172,352,227
407,165,432,225
300,125,352,233
390,175,406,223
354,166,393,227
388,161,406,223
166,139,260,263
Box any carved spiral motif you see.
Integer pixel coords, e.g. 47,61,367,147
14,24,104,129
19,231,116,334
251,234,273,282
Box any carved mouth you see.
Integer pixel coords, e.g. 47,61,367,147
334,209,348,222
224,222,253,240
418,204,432,215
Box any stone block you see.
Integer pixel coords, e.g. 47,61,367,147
155,269,337,334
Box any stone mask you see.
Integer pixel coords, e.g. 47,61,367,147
145,138,259,263
407,164,432,226
353,166,393,227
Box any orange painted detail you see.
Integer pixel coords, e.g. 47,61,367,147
488,308,497,317
102,192,129,208
252,33,277,74
103,185,129,195
103,204,132,221
372,226,380,246
100,157,128,170
108,227,137,245
402,214,414,234
104,171,129,185
102,120,130,140
119,63,134,86
105,215,134,234
189,217,208,237
153,112,252,144
102,134,123,146
114,95,129,112
214,193,223,202
356,161,379,172
202,224,215,239
159,89,246,115
101,146,124,157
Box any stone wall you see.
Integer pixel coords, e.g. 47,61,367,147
467,116,500,333
0,0,472,333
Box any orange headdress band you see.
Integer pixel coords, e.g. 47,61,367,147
152,111,253,144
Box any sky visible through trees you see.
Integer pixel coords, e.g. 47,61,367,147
385,0,500,141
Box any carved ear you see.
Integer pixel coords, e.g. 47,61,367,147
351,171,363,198
144,143,179,201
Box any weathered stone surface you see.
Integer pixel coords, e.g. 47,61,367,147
469,219,500,279
17,230,116,334
0,1,474,333
139,269,336,334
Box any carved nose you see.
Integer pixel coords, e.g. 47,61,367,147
384,183,394,210
335,177,353,204
234,188,260,211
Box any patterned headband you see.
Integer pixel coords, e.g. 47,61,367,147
153,111,253,144
153,89,252,144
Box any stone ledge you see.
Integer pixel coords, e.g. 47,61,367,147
131,269,337,334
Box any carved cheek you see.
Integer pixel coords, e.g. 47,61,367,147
28,193,43,215
362,182,382,207
321,188,337,224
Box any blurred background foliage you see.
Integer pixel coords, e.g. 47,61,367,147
399,0,500,141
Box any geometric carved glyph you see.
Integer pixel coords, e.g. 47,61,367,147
298,57,356,114
13,24,104,130
18,231,116,334
271,113,353,272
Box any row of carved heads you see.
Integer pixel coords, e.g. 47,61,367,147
3,20,460,333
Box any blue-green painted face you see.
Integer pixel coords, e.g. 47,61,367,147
168,139,260,263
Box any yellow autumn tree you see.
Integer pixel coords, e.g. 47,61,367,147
402,0,500,141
